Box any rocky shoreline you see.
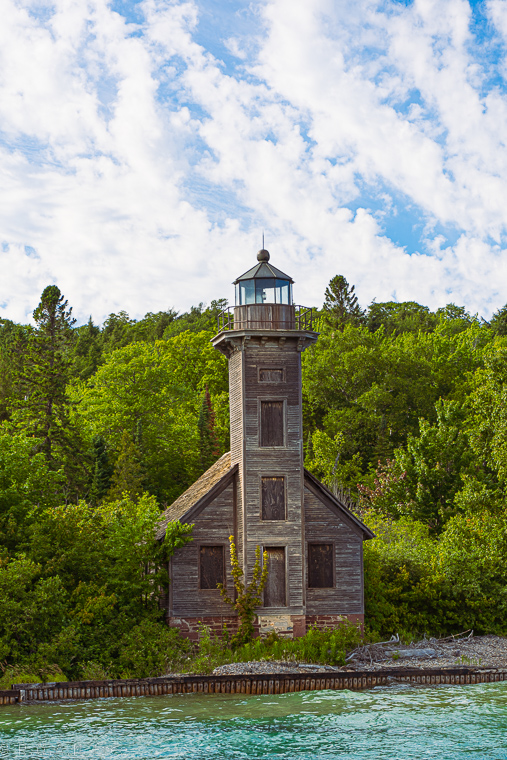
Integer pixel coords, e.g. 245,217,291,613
211,633,507,677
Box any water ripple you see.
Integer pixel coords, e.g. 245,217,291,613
0,683,506,759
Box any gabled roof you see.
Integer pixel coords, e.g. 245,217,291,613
156,451,374,542
234,261,294,284
304,469,375,540
156,452,237,540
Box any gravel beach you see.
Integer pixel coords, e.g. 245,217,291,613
210,634,507,676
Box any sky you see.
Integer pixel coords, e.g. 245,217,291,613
2,0,507,325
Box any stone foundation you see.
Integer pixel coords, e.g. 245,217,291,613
305,614,364,633
169,613,364,641
168,616,251,642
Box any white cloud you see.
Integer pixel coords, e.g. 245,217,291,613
1,0,507,324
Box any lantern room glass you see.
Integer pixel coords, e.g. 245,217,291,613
236,278,292,305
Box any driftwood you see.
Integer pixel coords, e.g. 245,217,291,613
346,631,475,666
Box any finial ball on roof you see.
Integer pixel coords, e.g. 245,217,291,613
257,249,270,262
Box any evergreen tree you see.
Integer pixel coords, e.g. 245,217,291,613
90,435,113,505
198,387,220,472
107,430,145,501
0,319,29,423
323,275,364,331
489,304,507,336
72,317,102,380
10,286,81,476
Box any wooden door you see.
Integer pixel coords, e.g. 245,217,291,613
264,547,286,607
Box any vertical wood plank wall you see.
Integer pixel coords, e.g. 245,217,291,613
241,338,305,614
304,488,363,615
168,484,235,618
229,349,245,563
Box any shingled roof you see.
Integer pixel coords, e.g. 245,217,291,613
156,452,236,540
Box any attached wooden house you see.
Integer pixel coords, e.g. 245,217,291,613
157,250,373,640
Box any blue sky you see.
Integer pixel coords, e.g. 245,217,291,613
2,0,507,323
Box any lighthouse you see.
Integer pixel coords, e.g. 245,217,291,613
158,250,373,639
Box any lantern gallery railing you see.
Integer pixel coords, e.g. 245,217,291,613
217,305,315,333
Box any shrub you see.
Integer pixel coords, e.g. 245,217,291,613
115,619,191,678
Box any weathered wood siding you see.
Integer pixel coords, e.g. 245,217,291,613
304,487,363,615
241,338,305,613
229,349,244,560
233,304,296,330
168,482,236,617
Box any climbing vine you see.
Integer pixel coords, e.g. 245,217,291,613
218,536,269,647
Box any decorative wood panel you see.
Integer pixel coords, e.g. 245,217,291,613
308,544,333,588
261,477,285,520
264,548,286,607
200,546,225,589
260,400,284,446
259,368,284,383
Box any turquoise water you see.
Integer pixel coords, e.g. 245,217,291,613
1,683,507,759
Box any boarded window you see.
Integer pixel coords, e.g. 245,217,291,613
200,546,224,589
259,368,284,383
260,401,284,447
261,477,285,520
264,547,286,607
308,544,333,588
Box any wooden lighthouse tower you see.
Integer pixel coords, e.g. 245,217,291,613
158,249,373,640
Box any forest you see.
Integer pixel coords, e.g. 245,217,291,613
2,277,507,684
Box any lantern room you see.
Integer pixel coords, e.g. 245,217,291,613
230,249,296,330
234,249,293,306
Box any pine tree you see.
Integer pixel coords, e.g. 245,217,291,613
323,275,364,331
198,387,220,472
90,435,113,505
490,304,507,336
72,317,102,380
107,430,145,501
10,285,82,476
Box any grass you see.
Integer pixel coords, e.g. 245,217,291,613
177,621,362,675
0,621,362,686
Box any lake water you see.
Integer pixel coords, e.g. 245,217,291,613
1,682,507,759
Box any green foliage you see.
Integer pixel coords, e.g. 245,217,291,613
107,430,144,501
89,434,113,505
0,428,63,552
115,619,192,678
323,275,364,331
489,304,507,337
366,301,437,336
360,400,474,529
72,317,103,381
303,319,489,485
9,286,86,496
75,332,228,502
468,342,507,484
218,537,269,647
4,277,507,677
12,286,76,457
0,494,194,677
0,664,67,690
364,508,507,638
198,387,220,473
183,621,362,674
0,555,69,663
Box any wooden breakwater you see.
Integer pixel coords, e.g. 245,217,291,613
0,667,506,706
